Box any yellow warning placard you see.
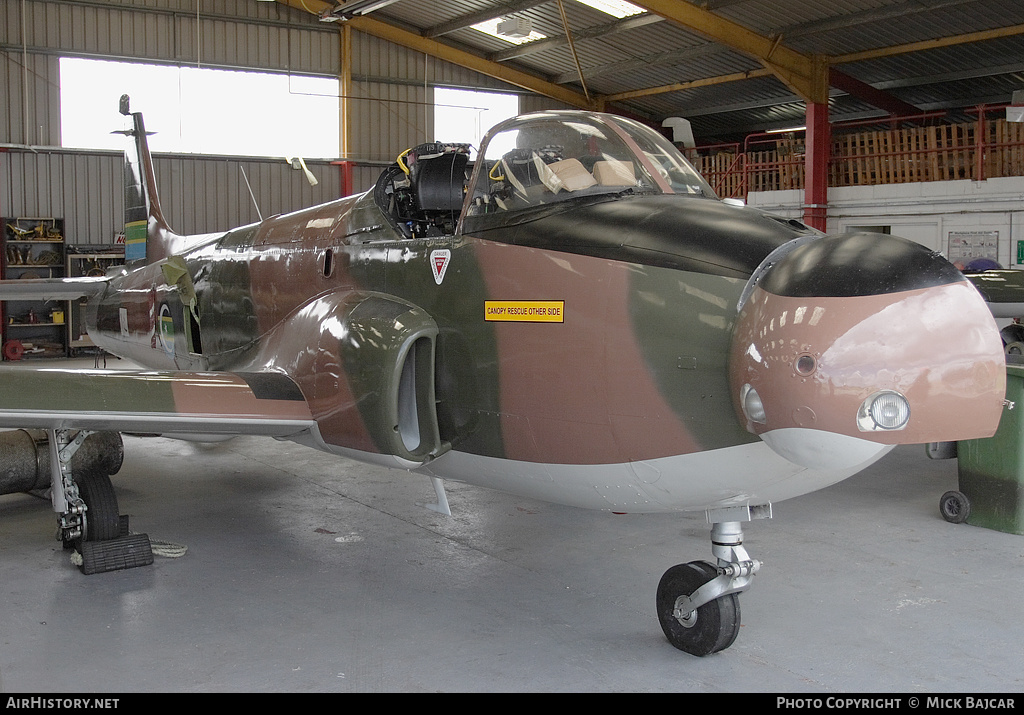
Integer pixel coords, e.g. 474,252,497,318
485,300,564,323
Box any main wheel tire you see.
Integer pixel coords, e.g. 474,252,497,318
77,471,120,542
939,490,971,524
656,560,741,656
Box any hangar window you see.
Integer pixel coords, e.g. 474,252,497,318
434,88,519,160
846,225,892,234
59,58,340,158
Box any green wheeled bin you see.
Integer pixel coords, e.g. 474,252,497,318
945,362,1024,534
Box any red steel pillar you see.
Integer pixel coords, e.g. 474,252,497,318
804,101,830,232
334,160,355,197
975,104,986,182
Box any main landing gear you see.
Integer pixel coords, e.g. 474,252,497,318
656,505,770,656
47,429,154,574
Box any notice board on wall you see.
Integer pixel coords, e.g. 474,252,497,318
947,231,999,267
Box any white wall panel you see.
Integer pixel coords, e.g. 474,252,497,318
746,178,1024,269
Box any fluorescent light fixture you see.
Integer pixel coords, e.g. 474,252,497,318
574,0,645,18
318,0,402,20
766,125,806,134
497,17,533,38
471,18,546,44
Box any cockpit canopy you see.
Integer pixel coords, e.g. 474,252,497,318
371,111,717,240
464,111,716,220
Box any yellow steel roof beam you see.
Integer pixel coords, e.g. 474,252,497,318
275,0,333,16
273,1,596,110
602,20,1024,105
345,16,597,109
834,22,1024,64
630,0,828,104
604,68,774,103
274,2,1024,113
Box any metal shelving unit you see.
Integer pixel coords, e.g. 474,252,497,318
1,217,69,360
66,245,124,355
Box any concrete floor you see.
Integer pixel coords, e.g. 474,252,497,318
0,366,1022,692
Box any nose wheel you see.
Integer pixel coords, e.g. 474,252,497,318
656,511,768,655
657,561,740,656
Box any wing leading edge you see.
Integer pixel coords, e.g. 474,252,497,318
0,276,109,301
0,369,315,437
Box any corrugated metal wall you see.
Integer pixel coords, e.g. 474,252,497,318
154,154,343,234
349,80,431,164
0,49,60,147
520,94,579,115
1,0,564,241
1,147,342,242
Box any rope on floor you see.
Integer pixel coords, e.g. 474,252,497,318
149,538,188,558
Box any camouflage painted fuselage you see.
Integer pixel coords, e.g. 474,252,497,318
90,192,770,456
78,111,1007,513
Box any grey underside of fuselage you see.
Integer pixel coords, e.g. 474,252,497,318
408,442,894,513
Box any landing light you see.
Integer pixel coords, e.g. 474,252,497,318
741,384,767,424
857,390,910,431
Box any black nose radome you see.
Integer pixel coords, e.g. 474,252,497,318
757,232,964,299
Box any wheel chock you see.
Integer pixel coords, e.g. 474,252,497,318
79,533,154,575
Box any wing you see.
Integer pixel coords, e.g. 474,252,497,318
965,270,1024,318
0,276,109,300
0,368,316,437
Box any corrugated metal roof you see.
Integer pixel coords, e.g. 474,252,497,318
316,0,1024,141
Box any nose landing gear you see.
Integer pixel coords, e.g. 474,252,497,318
657,506,769,656
657,560,742,656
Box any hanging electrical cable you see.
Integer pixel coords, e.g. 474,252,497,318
555,0,591,101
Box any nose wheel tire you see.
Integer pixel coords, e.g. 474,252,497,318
939,490,971,524
656,560,741,656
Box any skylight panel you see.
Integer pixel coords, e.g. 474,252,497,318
471,0,644,45
574,0,645,18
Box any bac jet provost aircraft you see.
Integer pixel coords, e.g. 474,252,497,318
0,98,1009,656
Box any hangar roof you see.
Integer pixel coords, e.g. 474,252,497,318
278,0,1024,143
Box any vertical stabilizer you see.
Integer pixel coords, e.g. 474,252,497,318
119,94,177,265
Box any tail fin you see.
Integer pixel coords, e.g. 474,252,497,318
119,94,177,265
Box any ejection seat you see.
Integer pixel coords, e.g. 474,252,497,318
410,150,470,215
373,142,470,238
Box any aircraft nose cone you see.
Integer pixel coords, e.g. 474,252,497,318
729,232,1006,469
